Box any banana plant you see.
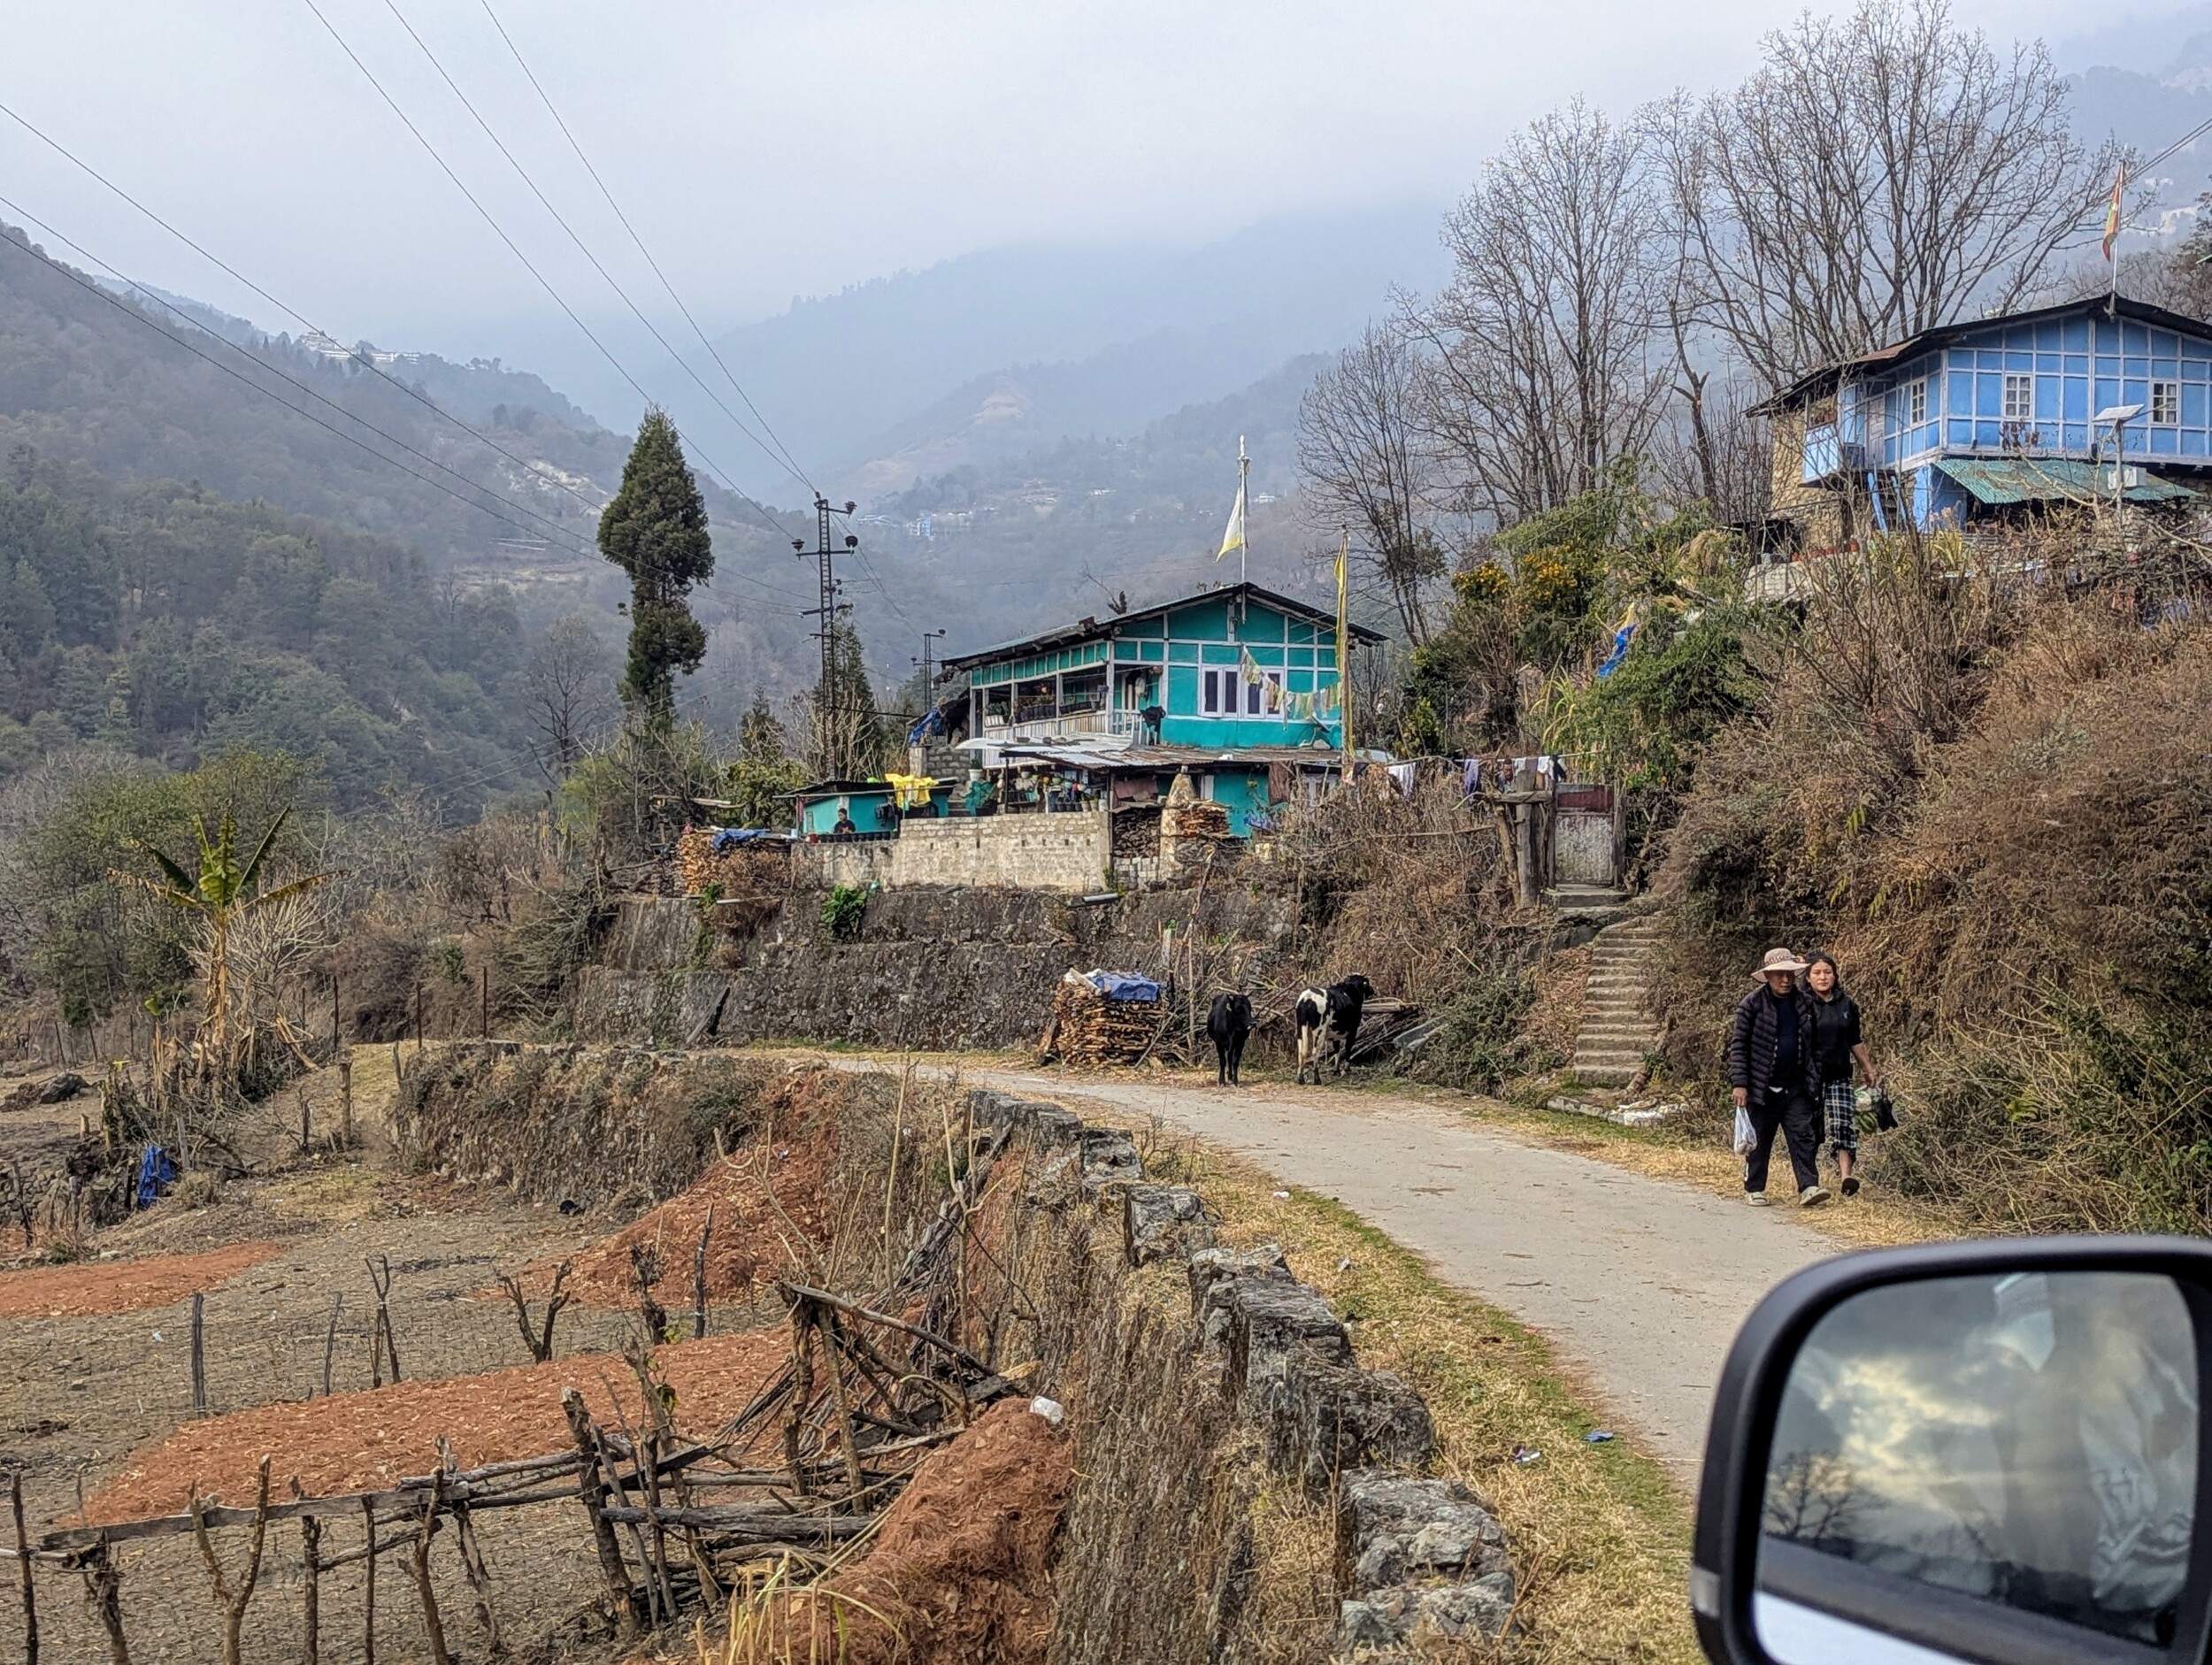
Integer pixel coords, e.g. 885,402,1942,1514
109,808,334,1074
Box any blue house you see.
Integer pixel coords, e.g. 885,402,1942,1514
940,581,1386,835
1760,295,2207,551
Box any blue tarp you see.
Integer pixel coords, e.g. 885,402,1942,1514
1082,971,1162,1002
134,1144,175,1210
710,828,780,851
907,704,947,747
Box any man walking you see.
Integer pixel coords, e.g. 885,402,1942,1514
1729,948,1831,1208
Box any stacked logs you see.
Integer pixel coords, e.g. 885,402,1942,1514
1045,978,1165,1067
1161,798,1230,840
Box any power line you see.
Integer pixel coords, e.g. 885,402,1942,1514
0,196,604,557
0,96,607,519
294,0,795,552
0,211,610,555
471,0,815,493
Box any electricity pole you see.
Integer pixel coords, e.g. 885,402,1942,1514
913,627,948,704
795,495,857,775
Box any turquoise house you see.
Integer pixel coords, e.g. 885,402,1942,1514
791,779,953,836
941,582,1386,835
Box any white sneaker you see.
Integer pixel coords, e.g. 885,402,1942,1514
1799,1185,1832,1208
1745,1192,1771,1207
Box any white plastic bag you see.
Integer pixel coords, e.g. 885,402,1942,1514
1732,1104,1757,1155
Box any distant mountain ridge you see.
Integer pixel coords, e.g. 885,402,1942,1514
652,203,1450,501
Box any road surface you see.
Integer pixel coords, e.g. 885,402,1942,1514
971,1068,1839,1484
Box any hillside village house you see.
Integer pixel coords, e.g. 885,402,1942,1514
1756,295,2211,558
781,582,1384,895
942,580,1385,837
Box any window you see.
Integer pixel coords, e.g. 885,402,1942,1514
2153,380,2180,426
1906,378,1927,426
2001,373,2033,422
1202,669,1224,715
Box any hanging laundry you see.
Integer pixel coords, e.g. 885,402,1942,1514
1388,762,1417,796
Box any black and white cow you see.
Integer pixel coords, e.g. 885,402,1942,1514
1207,991,1254,1086
1294,975,1376,1085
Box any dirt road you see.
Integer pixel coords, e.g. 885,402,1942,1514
973,1068,1840,1485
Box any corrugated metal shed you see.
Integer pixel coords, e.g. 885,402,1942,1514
1931,458,2197,506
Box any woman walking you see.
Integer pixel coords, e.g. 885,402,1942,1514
1804,951,1878,1197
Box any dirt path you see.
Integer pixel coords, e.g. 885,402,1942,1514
971,1067,1841,1485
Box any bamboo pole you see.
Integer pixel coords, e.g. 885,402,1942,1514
404,1480,450,1665
12,1469,36,1665
190,1293,207,1417
691,1207,713,1341
300,1515,319,1665
559,1389,637,1639
360,1495,376,1665
83,1536,127,1664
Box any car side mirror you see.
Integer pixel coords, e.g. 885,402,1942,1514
1693,1237,2212,1665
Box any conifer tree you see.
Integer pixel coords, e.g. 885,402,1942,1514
598,410,712,723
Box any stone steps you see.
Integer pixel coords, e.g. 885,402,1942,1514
1571,915,1665,1089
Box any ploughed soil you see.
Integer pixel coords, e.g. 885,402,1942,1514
734,1398,1072,1665
81,1325,787,1521
525,1127,840,1310
0,1241,284,1317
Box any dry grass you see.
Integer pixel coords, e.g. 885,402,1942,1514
1151,1133,1701,1665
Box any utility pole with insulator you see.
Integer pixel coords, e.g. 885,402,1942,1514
796,495,858,776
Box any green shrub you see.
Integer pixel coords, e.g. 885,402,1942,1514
821,884,868,942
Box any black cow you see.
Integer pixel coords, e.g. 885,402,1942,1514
1208,992,1254,1086
1294,975,1377,1084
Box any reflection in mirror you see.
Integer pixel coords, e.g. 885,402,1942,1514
1758,1271,2198,1649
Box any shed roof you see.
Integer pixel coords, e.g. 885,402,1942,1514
1932,457,2197,506
941,580,1385,674
967,740,1349,771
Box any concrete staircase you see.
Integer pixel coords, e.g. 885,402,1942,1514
1571,913,1665,1088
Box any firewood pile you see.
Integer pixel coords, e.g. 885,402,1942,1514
1042,976,1165,1067
1163,798,1231,840
1110,804,1161,857
677,828,786,902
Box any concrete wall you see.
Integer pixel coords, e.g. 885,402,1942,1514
795,810,1113,894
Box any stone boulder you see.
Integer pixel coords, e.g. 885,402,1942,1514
1187,1243,1293,1341
1122,1183,1215,1265
1333,1469,1514,1652
1077,1126,1143,1193
1222,1277,1351,1423
1277,1344,1436,1497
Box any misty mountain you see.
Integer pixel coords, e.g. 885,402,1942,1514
653,203,1449,501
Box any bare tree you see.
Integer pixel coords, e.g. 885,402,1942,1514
1655,0,2116,390
1415,98,1671,527
524,615,615,781
1298,318,1445,645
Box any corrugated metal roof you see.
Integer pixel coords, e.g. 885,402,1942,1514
940,580,1386,674
1755,295,2212,414
1932,457,2197,506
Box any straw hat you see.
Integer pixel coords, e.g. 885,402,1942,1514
1752,947,1809,980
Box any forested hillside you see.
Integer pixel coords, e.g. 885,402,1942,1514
0,452,534,806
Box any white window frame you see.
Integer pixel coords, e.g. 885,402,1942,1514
2001,373,2033,423
1202,668,1224,715
1906,378,1927,426
2153,380,2180,426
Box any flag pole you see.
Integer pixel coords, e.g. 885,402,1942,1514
1335,529,1351,775
1238,434,1248,592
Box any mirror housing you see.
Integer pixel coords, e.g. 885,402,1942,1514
1694,1235,2212,1665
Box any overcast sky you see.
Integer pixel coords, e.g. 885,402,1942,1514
0,0,2172,384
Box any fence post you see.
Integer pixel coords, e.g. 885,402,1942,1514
12,1467,36,1665
190,1293,207,1417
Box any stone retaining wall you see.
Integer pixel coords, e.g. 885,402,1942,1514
970,1084,1517,1659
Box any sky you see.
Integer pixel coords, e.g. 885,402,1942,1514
0,0,2179,400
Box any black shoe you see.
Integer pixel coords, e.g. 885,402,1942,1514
1841,1176,1860,1197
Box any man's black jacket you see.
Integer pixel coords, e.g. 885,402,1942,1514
1728,983,1824,1102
